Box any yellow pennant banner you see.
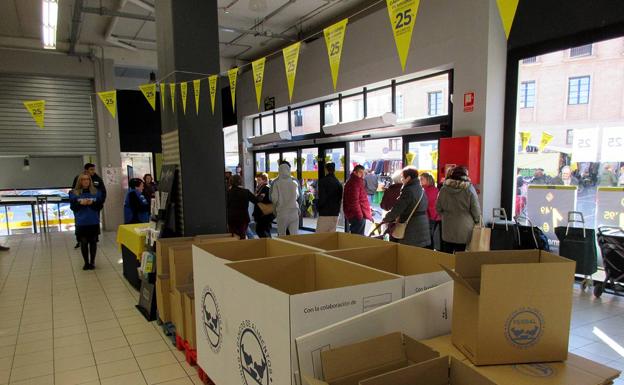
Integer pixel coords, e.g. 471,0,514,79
539,131,553,152
282,42,301,102
180,82,188,115
520,131,531,152
97,91,117,119
23,100,45,128
252,57,266,110
169,83,176,112
324,18,348,90
159,83,165,110
386,0,420,71
496,0,520,39
193,79,201,116
209,75,218,115
139,83,156,110
228,68,238,112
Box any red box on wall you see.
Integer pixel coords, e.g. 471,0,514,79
438,136,481,184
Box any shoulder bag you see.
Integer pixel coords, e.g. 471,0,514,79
391,190,424,240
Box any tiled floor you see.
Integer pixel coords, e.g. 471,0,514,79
0,232,623,384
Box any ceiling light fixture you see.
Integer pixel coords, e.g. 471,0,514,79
42,0,58,49
249,0,268,12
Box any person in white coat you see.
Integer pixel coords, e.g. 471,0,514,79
271,163,301,235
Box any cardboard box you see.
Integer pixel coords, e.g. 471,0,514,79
278,232,387,251
169,245,194,290
327,244,455,296
296,283,453,383
441,250,575,365
156,274,171,323
184,291,196,349
171,284,193,340
221,253,404,385
156,234,236,275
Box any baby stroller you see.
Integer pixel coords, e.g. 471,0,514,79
594,226,624,298
367,209,390,240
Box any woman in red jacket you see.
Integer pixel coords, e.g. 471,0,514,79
420,172,441,249
343,165,372,235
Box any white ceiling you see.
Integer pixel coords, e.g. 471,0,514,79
0,0,377,78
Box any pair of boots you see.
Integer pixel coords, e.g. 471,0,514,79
0,245,9,251
80,240,97,270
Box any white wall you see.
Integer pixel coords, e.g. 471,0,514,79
236,0,507,220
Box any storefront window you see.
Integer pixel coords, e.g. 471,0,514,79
342,94,364,123
291,105,321,136
275,111,289,132
396,73,449,121
324,100,339,126
255,152,266,174
223,125,239,173
261,114,274,134
367,87,392,118
253,117,261,136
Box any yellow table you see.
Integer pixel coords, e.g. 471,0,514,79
116,223,150,259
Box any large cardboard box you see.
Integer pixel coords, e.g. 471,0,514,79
184,291,196,349
327,244,455,297
296,283,453,383
169,245,194,290
156,274,171,322
278,233,387,251
171,284,193,340
440,250,575,365
156,234,236,275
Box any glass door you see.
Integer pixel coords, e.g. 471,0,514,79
405,139,439,182
300,147,319,230
320,145,347,232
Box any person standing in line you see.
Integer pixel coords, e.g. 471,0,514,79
343,165,372,235
271,163,301,236
70,172,103,270
316,163,343,233
382,167,430,247
72,163,107,249
420,172,441,250
364,169,379,204
379,171,403,240
123,178,150,224
253,173,274,238
551,166,578,186
599,164,617,186
142,174,158,200
227,175,259,240
436,166,481,254
618,165,624,186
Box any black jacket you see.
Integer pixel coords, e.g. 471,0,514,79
227,186,258,224
253,184,274,220
317,173,343,216
72,173,107,203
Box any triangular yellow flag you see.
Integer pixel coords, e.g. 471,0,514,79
159,83,165,110
23,100,45,128
209,75,218,115
386,0,420,71
252,57,266,110
169,83,176,112
282,42,301,102
193,79,201,116
324,18,348,90
228,68,238,112
180,82,188,115
496,0,520,39
139,83,156,110
97,91,117,118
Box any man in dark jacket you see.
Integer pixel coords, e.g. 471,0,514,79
316,163,343,233
343,165,372,235
72,163,107,248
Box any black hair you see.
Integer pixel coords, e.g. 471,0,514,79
325,162,336,173
353,165,365,173
402,166,419,180
280,160,291,168
129,178,144,189
84,163,95,170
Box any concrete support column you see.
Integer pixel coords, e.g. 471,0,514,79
155,0,227,235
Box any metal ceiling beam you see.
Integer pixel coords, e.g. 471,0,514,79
227,0,297,46
220,25,296,42
81,6,156,21
68,0,85,54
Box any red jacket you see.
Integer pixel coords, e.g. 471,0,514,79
343,172,372,221
423,185,441,221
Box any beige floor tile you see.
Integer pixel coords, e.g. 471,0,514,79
9,361,53,382
93,347,134,365
89,327,124,342
130,341,170,357
53,343,93,359
12,349,53,369
54,324,88,338
142,363,187,385
99,371,146,385
135,351,178,371
91,337,128,353
54,353,95,373
0,346,15,360
154,378,194,385
189,374,203,385
117,316,146,327
0,357,11,371
126,331,162,346
17,330,52,345
97,358,139,379
53,366,98,385
179,361,196,376
120,323,155,336
8,374,54,385
87,320,120,332
17,323,52,334
54,333,91,348
14,339,52,355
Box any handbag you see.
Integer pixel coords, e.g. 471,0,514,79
489,208,518,250
257,202,273,216
467,218,491,252
555,211,597,275
514,215,550,251
391,190,424,240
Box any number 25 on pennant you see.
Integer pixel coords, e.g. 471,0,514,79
330,42,340,56
395,9,413,29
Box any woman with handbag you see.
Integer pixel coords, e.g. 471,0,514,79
227,175,259,240
382,167,430,247
436,166,481,253
253,173,274,238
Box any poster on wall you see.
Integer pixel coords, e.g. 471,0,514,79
572,128,599,162
103,167,121,186
600,126,624,162
526,185,577,252
596,187,624,228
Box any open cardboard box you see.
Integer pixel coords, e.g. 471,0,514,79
171,284,193,339
155,274,171,322
184,291,196,349
327,244,455,296
278,233,387,251
440,249,575,365
155,234,236,276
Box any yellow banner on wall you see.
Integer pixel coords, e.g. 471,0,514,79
520,131,531,152
139,83,156,110
97,91,117,118
282,42,301,102
23,100,45,128
228,68,238,112
169,83,176,112
252,57,266,110
496,0,520,39
539,131,553,152
386,0,420,71
193,79,201,115
180,82,188,115
159,83,165,110
323,18,348,90
209,75,218,115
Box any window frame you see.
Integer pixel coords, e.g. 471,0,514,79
570,44,593,58
567,75,591,105
519,80,536,108
427,91,444,116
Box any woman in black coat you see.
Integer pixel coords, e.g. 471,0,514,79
253,173,274,238
227,175,259,239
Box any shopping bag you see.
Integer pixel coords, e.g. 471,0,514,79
555,211,597,275
514,215,550,251
490,208,518,250
257,202,273,216
467,220,491,251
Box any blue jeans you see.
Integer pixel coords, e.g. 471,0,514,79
367,194,374,204
349,218,366,235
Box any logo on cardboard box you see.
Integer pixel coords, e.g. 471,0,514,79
505,308,545,348
201,286,222,353
513,363,555,377
237,320,273,385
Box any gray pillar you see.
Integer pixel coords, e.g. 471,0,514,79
155,0,227,235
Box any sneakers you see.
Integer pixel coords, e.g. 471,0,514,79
74,242,80,249
0,245,9,251
82,264,89,270
88,264,95,270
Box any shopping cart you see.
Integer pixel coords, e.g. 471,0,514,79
555,212,597,291
594,226,624,298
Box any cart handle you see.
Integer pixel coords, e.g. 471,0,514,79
566,211,586,238
514,214,539,249
492,208,509,231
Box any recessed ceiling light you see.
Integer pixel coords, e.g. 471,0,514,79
42,0,58,49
